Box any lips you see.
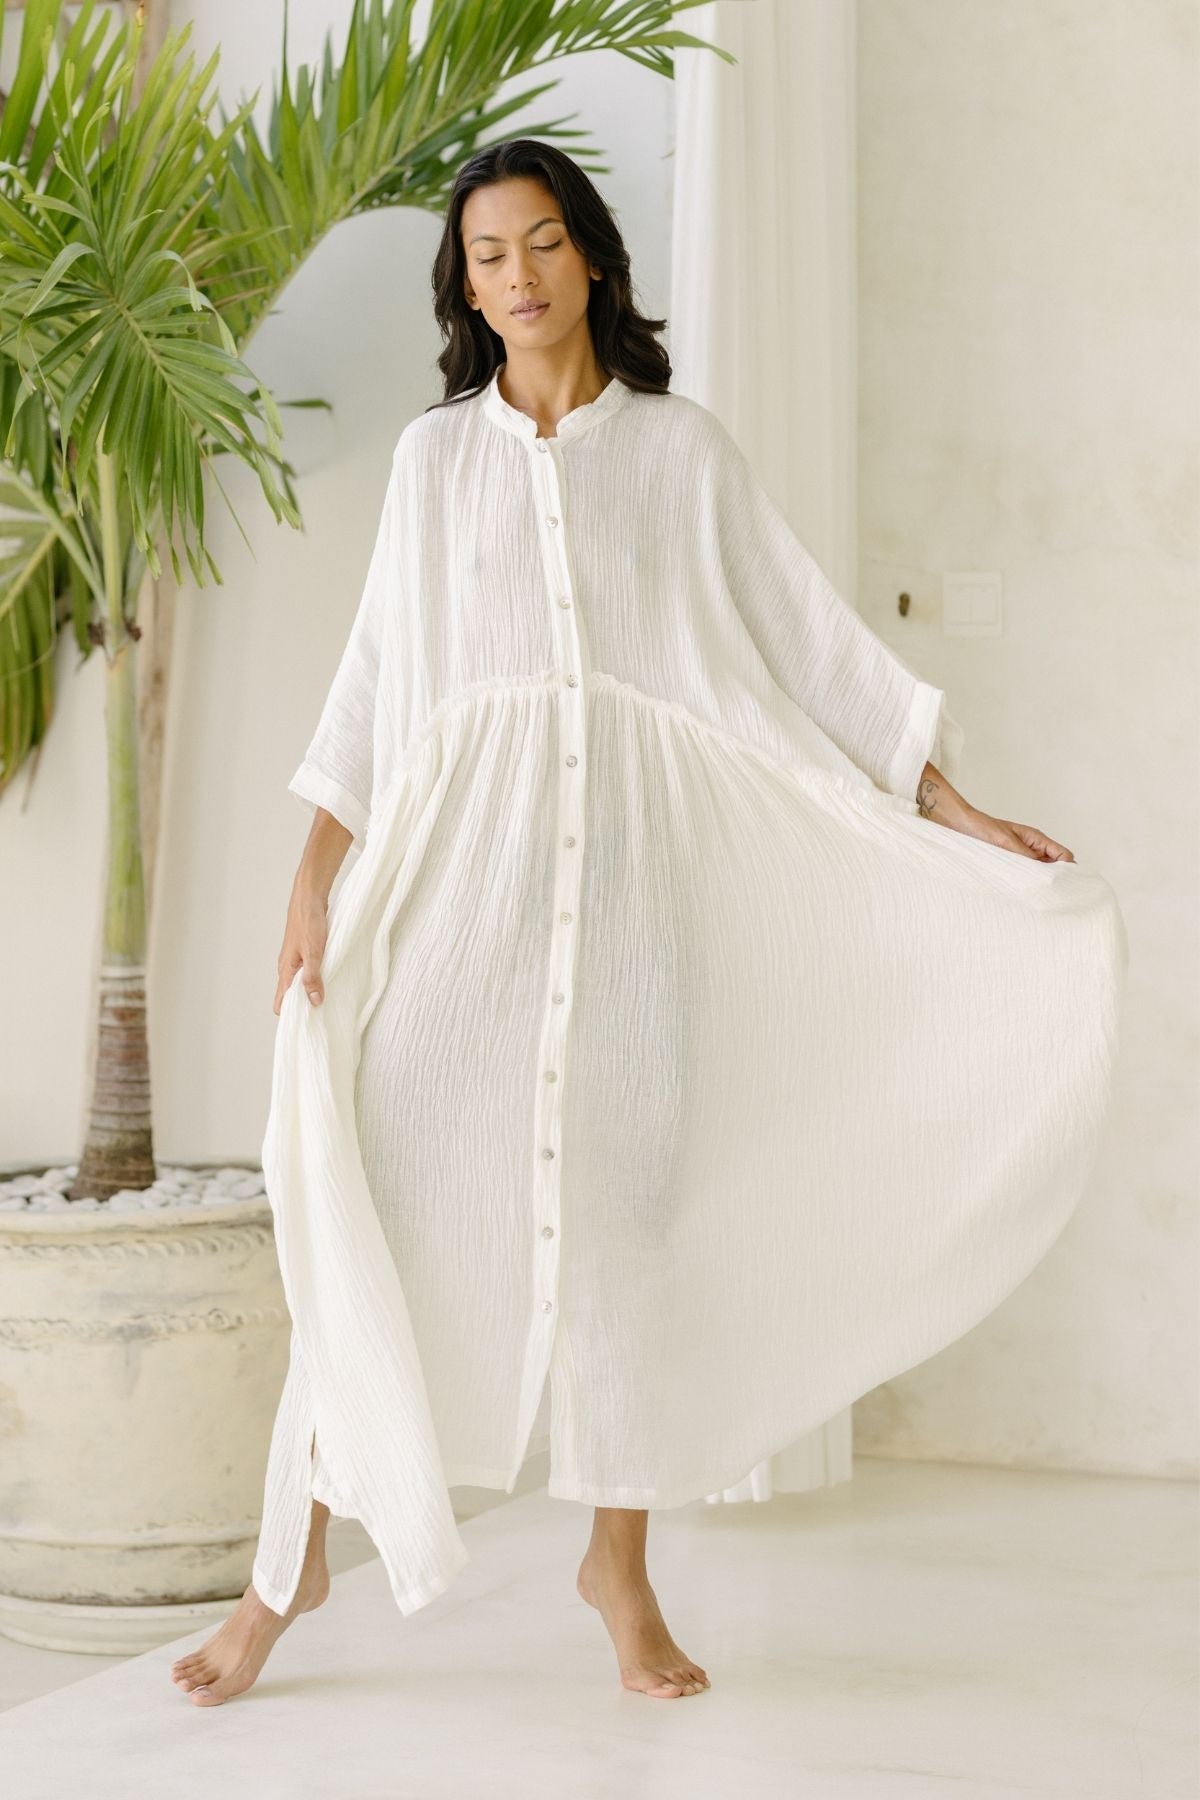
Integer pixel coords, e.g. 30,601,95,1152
512,302,548,318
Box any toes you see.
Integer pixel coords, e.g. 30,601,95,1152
174,1652,210,1676
626,1671,684,1697
177,1661,215,1692
195,1663,254,1705
666,1666,706,1694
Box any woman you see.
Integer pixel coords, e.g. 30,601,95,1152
171,139,1126,1707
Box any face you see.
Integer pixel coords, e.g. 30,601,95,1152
461,175,601,355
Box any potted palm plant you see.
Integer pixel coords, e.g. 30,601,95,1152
0,0,725,1651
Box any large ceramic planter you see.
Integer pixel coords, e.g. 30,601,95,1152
0,1177,290,1653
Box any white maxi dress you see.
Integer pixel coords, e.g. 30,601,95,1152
251,364,1128,1619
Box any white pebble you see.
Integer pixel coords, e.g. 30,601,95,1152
0,1196,29,1211
108,1192,145,1212
8,1174,44,1195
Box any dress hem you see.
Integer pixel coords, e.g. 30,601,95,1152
441,1431,858,1512
543,1457,840,1511
250,1541,472,1621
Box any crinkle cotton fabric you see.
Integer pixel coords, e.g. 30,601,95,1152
251,363,1128,1619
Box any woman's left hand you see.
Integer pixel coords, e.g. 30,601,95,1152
915,766,1074,861
964,813,1075,863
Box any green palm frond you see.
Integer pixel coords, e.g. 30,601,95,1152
0,20,298,588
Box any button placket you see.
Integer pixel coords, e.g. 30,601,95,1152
478,370,633,1485
526,435,590,1366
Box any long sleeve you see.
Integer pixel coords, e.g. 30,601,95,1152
288,445,403,849
707,418,964,799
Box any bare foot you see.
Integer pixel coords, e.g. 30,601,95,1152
169,1509,330,1707
577,1548,710,1698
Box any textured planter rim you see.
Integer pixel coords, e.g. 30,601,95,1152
0,1195,274,1237
0,1184,284,1654
0,1590,240,1656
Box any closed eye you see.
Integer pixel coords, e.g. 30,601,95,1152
478,240,562,264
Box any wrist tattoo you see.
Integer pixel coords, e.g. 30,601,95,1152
916,777,940,818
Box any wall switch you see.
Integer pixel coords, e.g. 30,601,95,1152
942,571,1003,636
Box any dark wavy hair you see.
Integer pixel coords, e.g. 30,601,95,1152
425,138,671,416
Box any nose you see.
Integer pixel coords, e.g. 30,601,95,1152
508,243,542,284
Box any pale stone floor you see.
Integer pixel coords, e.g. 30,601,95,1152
0,1455,1194,1799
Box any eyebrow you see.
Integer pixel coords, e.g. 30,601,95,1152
467,216,562,247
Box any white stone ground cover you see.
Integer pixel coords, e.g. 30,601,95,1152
0,1165,267,1212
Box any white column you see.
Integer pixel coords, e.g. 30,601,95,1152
672,0,858,1503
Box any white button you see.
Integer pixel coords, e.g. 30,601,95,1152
537,441,548,452
565,754,577,767
563,835,576,847
544,1070,558,1081
542,1147,555,1160
547,515,558,527
557,597,570,608
560,911,572,923
565,673,578,687
542,1300,553,1313
542,1225,555,1238
552,992,564,1004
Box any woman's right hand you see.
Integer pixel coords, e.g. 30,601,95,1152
274,884,330,1014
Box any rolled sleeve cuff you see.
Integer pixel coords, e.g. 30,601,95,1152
885,683,965,800
288,760,370,852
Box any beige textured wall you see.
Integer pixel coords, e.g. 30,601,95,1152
850,0,1198,1477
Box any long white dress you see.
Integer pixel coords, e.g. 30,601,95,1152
250,364,1128,1618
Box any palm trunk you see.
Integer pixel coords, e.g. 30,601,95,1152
69,450,154,1202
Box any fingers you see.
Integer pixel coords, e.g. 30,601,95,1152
1010,823,1075,863
276,892,329,1013
273,954,325,1014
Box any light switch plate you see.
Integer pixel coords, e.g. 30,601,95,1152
942,571,1003,636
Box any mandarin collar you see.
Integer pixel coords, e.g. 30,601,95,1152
482,361,630,444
